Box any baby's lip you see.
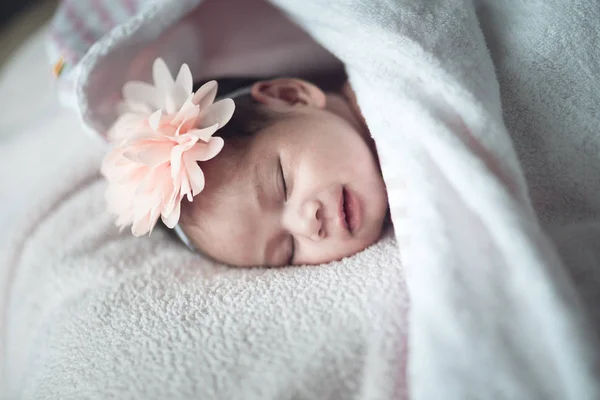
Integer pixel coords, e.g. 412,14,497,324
336,185,362,236
338,186,350,234
343,187,361,234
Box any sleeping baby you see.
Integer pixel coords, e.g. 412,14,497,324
102,59,389,267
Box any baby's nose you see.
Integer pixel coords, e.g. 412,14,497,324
303,200,324,241
286,199,324,240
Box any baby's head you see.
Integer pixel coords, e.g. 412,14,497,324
178,77,389,266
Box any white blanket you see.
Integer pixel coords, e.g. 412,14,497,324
0,66,407,399
3,0,600,398
0,5,408,400
271,0,600,397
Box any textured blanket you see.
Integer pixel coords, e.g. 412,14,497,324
1,118,407,399
3,0,600,398
2,2,408,399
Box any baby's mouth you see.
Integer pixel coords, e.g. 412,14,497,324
341,188,350,233
342,186,361,235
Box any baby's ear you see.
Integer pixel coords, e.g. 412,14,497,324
250,78,326,108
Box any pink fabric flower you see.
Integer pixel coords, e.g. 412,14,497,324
101,62,235,237
109,58,198,142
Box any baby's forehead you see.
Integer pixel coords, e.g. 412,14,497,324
181,143,266,266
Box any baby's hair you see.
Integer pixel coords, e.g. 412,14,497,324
192,72,347,144
193,77,275,145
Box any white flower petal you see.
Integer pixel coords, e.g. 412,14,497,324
152,58,175,95
132,211,153,237
154,95,166,112
184,155,206,195
149,110,162,131
165,94,176,115
122,149,141,164
192,80,218,110
166,87,191,114
147,203,163,235
174,102,201,134
135,167,160,197
185,124,219,142
176,95,197,115
175,63,193,94
137,142,172,167
113,163,145,184
162,175,180,217
198,99,235,129
170,144,186,178
161,201,181,229
187,137,224,162
180,174,192,201
164,87,188,114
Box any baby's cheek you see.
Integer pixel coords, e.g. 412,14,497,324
296,158,330,191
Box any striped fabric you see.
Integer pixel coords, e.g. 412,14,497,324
46,0,147,105
48,0,142,67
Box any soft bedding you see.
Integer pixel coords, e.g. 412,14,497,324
0,27,65,240
2,0,600,399
1,2,408,399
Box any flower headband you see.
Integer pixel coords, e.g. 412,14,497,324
101,58,235,237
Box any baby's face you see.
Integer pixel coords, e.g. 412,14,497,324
182,82,388,266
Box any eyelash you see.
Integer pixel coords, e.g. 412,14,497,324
279,157,295,264
279,157,289,201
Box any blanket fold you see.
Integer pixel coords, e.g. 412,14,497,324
266,0,600,397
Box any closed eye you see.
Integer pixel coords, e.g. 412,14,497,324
279,156,295,264
278,156,288,201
